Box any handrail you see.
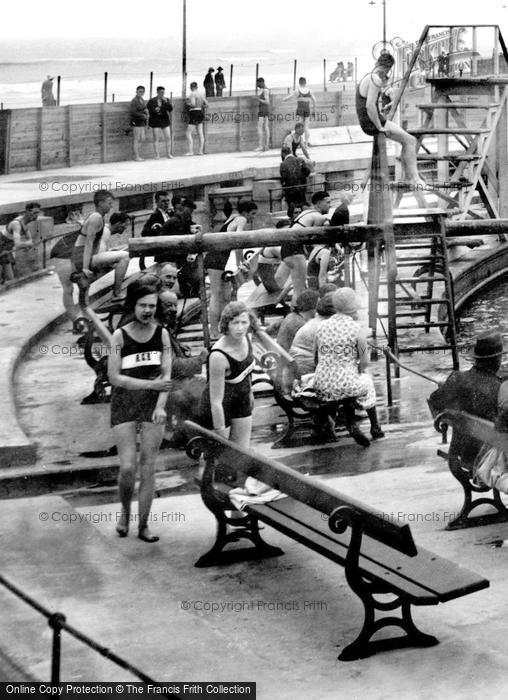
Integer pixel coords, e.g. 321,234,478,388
0,571,177,695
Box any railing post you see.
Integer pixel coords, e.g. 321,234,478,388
323,59,327,92
103,72,108,104
149,71,154,99
385,350,393,407
56,76,61,106
229,64,233,96
48,612,66,683
293,60,297,90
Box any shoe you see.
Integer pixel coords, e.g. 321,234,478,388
370,425,385,439
138,530,159,543
349,425,370,447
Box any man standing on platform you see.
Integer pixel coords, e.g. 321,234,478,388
129,85,149,162
280,145,311,218
147,86,173,159
41,75,56,106
215,67,226,97
203,67,215,97
356,52,424,186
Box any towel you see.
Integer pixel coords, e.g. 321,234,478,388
229,476,287,510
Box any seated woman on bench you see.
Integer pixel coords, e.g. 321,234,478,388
313,288,384,447
71,189,130,302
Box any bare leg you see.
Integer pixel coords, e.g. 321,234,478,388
162,126,172,158
113,422,138,536
138,421,165,541
384,120,424,186
185,125,194,155
273,261,291,290
152,129,160,159
92,251,130,298
229,415,252,449
263,116,270,150
197,124,205,154
133,127,144,161
256,117,264,150
52,258,79,320
283,254,307,307
1,261,15,282
208,269,231,338
303,116,311,144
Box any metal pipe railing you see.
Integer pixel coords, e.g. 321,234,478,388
0,572,177,695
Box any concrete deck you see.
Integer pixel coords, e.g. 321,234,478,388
0,140,385,215
2,142,508,692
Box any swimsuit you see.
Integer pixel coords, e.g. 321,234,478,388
204,216,238,271
110,325,163,426
281,211,310,260
356,81,386,136
258,87,270,118
296,89,312,118
199,338,255,427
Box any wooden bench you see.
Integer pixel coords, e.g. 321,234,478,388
185,420,489,661
433,409,508,529
257,353,352,448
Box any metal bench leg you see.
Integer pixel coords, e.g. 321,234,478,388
339,579,438,661
446,459,508,529
195,510,284,567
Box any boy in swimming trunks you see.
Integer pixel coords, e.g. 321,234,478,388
356,52,424,186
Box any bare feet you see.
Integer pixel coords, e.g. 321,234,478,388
138,527,159,543
116,511,129,537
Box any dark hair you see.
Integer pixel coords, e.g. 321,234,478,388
190,81,198,89
275,219,290,228
25,202,41,211
294,122,305,130
219,301,259,336
257,77,265,86
237,199,258,214
281,145,291,157
93,189,114,206
311,191,330,204
136,85,145,91
298,77,307,85
172,194,183,208
377,52,395,69
156,86,165,91
124,279,161,312
294,288,319,313
109,212,129,226
318,282,338,297
155,190,169,202
316,292,336,318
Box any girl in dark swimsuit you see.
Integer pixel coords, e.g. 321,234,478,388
108,280,172,542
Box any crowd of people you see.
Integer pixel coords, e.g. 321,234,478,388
329,61,355,83
25,52,430,542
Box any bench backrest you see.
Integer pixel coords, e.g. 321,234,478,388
185,421,417,557
436,409,508,452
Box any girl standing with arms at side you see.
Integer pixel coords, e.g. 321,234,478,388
255,77,271,152
200,301,295,448
108,280,172,542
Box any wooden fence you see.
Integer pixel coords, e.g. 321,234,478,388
0,90,355,174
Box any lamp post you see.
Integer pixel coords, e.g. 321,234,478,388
369,0,387,50
182,0,187,98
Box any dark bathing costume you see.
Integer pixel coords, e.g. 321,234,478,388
199,337,255,428
355,77,387,136
110,325,163,426
204,215,239,272
280,210,311,260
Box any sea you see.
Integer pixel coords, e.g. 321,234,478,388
0,37,365,109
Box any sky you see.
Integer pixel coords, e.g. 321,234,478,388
1,0,507,45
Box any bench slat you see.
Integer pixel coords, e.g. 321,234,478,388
185,421,417,557
260,499,488,603
246,500,439,604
